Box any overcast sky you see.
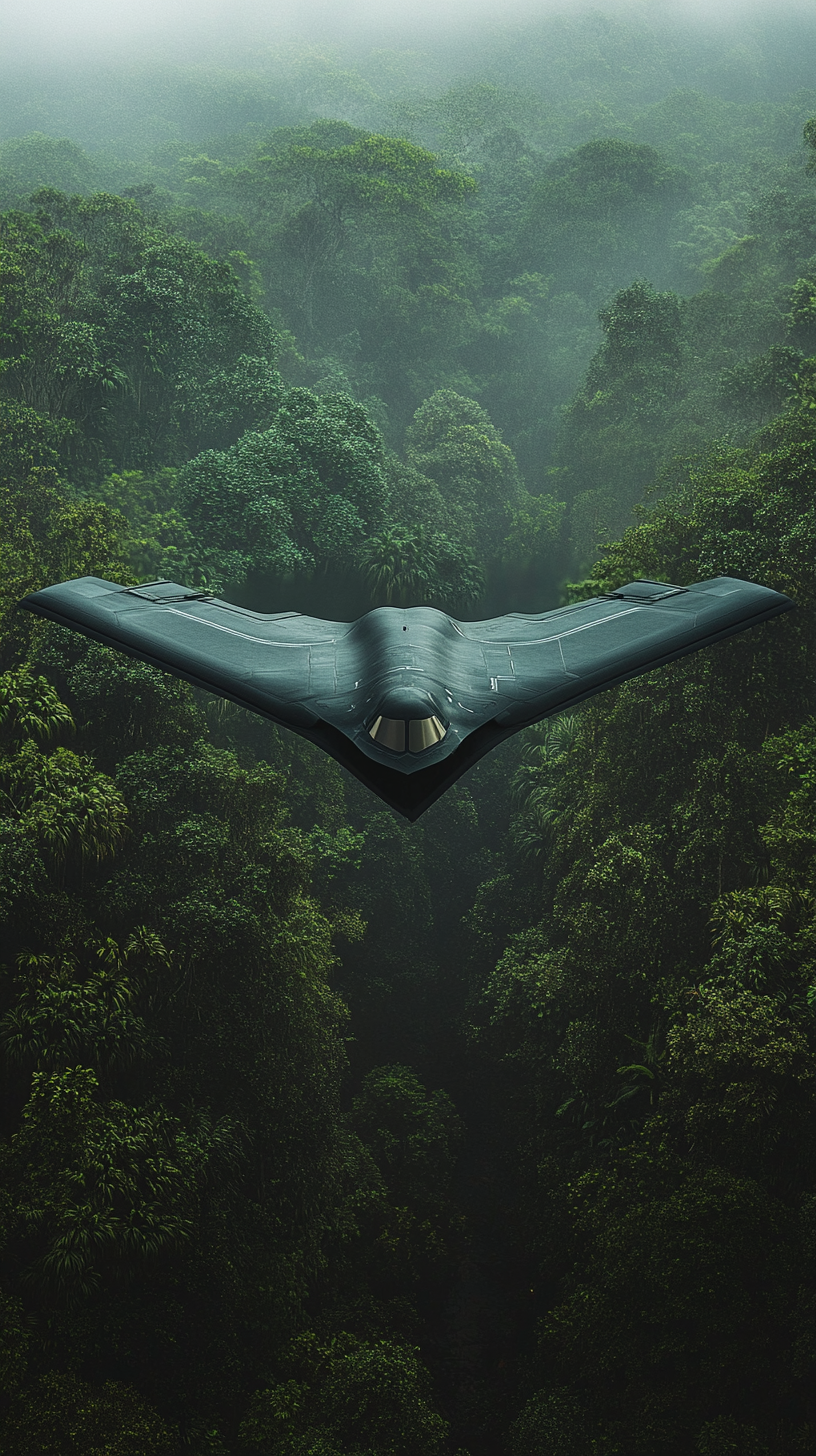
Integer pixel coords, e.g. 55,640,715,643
2,0,811,67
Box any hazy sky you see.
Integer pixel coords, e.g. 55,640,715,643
2,0,811,66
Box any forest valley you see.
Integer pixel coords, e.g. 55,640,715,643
3,10,816,1453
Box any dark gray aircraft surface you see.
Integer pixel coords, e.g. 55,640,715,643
21,574,794,820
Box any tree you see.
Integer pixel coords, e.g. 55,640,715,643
361,526,484,611
0,192,283,474
1,1065,228,1304
478,400,816,1451
405,390,522,559
512,137,683,298
239,1330,448,1456
555,280,687,558
234,123,476,340
804,115,816,174
2,1372,174,1456
179,388,387,587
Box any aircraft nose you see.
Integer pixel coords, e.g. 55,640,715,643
368,687,447,754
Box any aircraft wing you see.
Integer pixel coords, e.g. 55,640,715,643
20,574,794,820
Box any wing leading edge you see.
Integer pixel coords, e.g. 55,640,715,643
19,574,794,820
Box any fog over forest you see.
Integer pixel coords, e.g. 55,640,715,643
2,4,816,1454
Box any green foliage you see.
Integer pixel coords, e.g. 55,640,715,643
1,740,128,868
508,1387,604,1456
271,126,476,217
478,393,816,1451
2,1371,174,1455
405,389,521,558
556,279,687,556
2,1065,227,1303
0,664,74,744
0,398,73,485
361,525,484,610
0,468,129,665
718,344,802,422
227,122,476,344
512,137,684,303
804,116,816,174
663,984,816,1171
47,635,203,763
352,1065,463,1231
3,26,816,1456
1,928,170,1080
0,192,282,474
239,1330,448,1456
0,1284,29,1405
0,133,100,201
534,1154,789,1455
179,387,387,586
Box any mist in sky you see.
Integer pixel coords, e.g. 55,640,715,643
2,0,814,67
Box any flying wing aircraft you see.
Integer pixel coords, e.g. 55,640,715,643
20,574,794,820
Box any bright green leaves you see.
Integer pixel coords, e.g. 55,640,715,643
0,193,283,474
0,399,72,485
1,929,170,1080
2,1065,229,1303
596,279,682,375
405,389,521,559
0,666,74,746
179,387,387,587
185,351,283,448
276,131,476,218
361,526,484,611
710,884,809,993
361,527,427,606
3,742,128,869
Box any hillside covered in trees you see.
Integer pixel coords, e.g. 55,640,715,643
3,6,816,1453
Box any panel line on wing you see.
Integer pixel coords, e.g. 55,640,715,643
558,639,580,678
474,606,642,650
164,607,335,647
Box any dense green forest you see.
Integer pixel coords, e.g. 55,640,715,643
3,6,816,1452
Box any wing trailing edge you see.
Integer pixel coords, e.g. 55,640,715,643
20,574,795,820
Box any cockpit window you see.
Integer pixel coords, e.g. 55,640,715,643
369,714,446,753
369,715,405,752
408,716,446,752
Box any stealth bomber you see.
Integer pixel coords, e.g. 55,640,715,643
20,574,794,820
